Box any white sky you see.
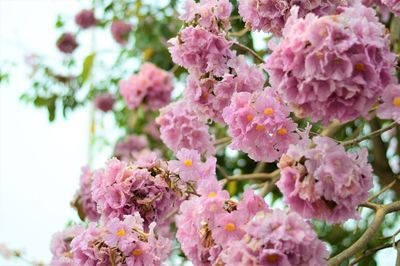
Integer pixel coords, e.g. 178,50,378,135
0,0,397,265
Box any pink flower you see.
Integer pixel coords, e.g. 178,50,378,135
56,33,78,54
377,84,400,123
277,135,373,223
265,4,397,124
113,134,148,161
168,148,216,182
219,210,329,266
185,55,265,123
156,100,215,155
111,20,132,45
119,63,173,110
382,0,400,16
73,166,100,222
94,93,115,112
50,225,84,265
238,0,353,36
168,26,233,76
75,9,97,29
223,88,299,162
180,0,232,32
91,157,184,232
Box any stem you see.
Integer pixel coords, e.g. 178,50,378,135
229,27,249,37
368,178,398,202
350,241,398,265
226,172,277,182
215,137,231,146
232,42,264,63
341,122,397,147
328,201,400,266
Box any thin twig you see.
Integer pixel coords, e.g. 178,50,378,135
328,201,400,266
229,27,249,37
232,42,264,63
215,137,231,146
226,171,278,182
341,122,397,147
368,178,398,202
350,241,399,265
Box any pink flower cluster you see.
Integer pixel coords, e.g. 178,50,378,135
377,84,400,123
185,55,265,123
238,0,353,36
382,0,400,15
56,33,78,54
91,158,182,231
168,26,233,76
119,63,173,110
114,134,149,162
265,4,397,124
277,135,373,223
94,93,115,112
50,214,171,266
50,224,84,266
156,100,215,155
168,148,216,183
75,9,97,29
180,0,232,32
176,185,269,265
218,209,329,265
72,166,100,222
223,88,299,162
111,20,132,45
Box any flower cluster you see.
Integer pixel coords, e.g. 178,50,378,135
238,0,353,36
111,20,132,45
72,166,100,222
75,9,97,29
377,84,400,123
265,4,397,124
120,63,173,110
218,209,330,265
56,33,78,54
50,214,171,266
50,224,84,265
223,88,299,162
180,0,232,32
169,26,233,76
94,93,115,112
382,0,400,15
114,134,149,162
168,148,216,183
185,55,265,123
176,184,269,265
91,157,183,231
277,134,373,223
156,100,215,155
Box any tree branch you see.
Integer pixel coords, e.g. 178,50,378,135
341,121,397,147
232,42,264,63
328,201,400,266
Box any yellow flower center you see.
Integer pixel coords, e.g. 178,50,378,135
132,249,142,257
315,52,324,60
265,254,280,263
392,97,400,107
183,159,192,167
116,229,126,237
354,63,365,72
256,125,265,131
246,114,254,122
277,128,287,136
208,191,217,198
224,223,236,232
263,108,274,115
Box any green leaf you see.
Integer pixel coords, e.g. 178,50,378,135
81,53,96,85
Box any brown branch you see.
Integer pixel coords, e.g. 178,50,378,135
341,121,397,147
226,171,278,182
328,201,400,266
368,178,398,202
214,137,231,146
350,241,399,265
232,42,264,63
